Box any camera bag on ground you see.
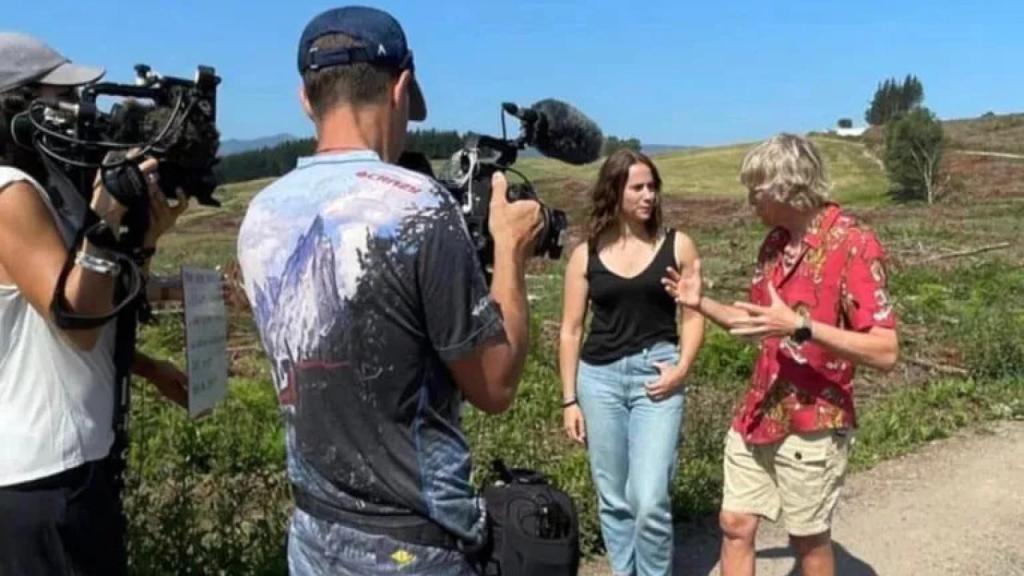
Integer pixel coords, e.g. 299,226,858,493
479,460,580,576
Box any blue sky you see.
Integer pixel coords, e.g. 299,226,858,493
10,1,1022,146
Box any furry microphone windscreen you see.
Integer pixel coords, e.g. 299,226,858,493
530,99,603,165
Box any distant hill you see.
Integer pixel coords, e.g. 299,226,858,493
942,113,1024,155
860,111,1024,201
642,144,699,156
219,133,300,156
512,135,886,204
863,112,1024,156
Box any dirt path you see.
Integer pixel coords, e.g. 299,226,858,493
582,420,1024,575
952,150,1024,161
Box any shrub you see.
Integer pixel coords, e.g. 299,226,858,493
885,107,944,203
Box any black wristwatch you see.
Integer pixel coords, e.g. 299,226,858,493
792,312,813,345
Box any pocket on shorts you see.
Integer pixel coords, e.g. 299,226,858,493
779,431,838,468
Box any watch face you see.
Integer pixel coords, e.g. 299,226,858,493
794,327,812,344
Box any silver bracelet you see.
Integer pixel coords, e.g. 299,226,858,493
75,251,121,276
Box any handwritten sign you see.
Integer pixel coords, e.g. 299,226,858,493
182,266,228,418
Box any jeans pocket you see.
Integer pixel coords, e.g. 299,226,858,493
646,348,680,373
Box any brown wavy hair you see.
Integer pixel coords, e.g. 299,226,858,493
587,149,663,247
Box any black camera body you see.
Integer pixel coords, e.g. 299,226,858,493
412,102,578,273
439,132,567,270
12,63,221,211
87,64,222,208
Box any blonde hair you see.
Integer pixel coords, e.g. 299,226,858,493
740,133,830,210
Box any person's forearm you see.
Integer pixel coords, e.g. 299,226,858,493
63,241,118,315
809,322,899,371
64,189,126,319
558,330,584,401
60,240,122,349
677,305,705,372
693,295,751,330
132,351,158,380
488,245,530,392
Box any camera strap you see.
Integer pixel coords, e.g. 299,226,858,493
48,214,144,330
39,152,146,330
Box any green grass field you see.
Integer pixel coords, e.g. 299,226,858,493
515,135,888,204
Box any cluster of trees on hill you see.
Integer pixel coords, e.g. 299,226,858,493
861,75,944,204
865,75,925,126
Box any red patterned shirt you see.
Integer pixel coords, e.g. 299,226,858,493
733,204,896,444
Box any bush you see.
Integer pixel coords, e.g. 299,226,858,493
852,378,1024,470
125,377,290,575
126,317,290,575
885,107,944,203
962,308,1024,381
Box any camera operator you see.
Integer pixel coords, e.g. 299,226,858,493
0,32,189,574
236,6,543,574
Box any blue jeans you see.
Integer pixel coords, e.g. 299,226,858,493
288,509,478,575
578,342,686,576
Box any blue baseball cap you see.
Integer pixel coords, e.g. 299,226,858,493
298,6,426,121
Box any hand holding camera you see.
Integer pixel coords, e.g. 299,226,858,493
87,154,189,252
488,171,544,265
419,98,601,277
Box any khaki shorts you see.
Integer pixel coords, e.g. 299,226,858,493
722,428,852,537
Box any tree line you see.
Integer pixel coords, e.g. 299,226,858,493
215,129,465,184
216,130,643,184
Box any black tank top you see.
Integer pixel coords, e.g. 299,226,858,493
581,229,679,365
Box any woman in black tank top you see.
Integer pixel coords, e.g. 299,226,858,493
558,150,705,576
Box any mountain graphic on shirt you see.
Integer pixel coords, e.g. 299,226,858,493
253,215,349,398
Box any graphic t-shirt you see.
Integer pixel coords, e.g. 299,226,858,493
237,150,502,542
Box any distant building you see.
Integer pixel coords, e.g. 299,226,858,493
834,126,869,137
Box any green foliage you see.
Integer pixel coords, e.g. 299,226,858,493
214,129,464,184
865,74,925,126
602,135,642,156
851,378,1024,470
405,128,463,160
124,379,290,575
885,106,944,202
215,138,315,185
126,321,289,575
892,260,1024,380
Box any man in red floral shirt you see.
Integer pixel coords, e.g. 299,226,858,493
663,133,899,576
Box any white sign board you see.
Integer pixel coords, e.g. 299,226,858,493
182,266,228,418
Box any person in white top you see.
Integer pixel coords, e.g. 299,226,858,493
0,32,191,575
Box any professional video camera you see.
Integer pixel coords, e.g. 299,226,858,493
7,63,221,218
400,99,603,272
0,62,222,502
